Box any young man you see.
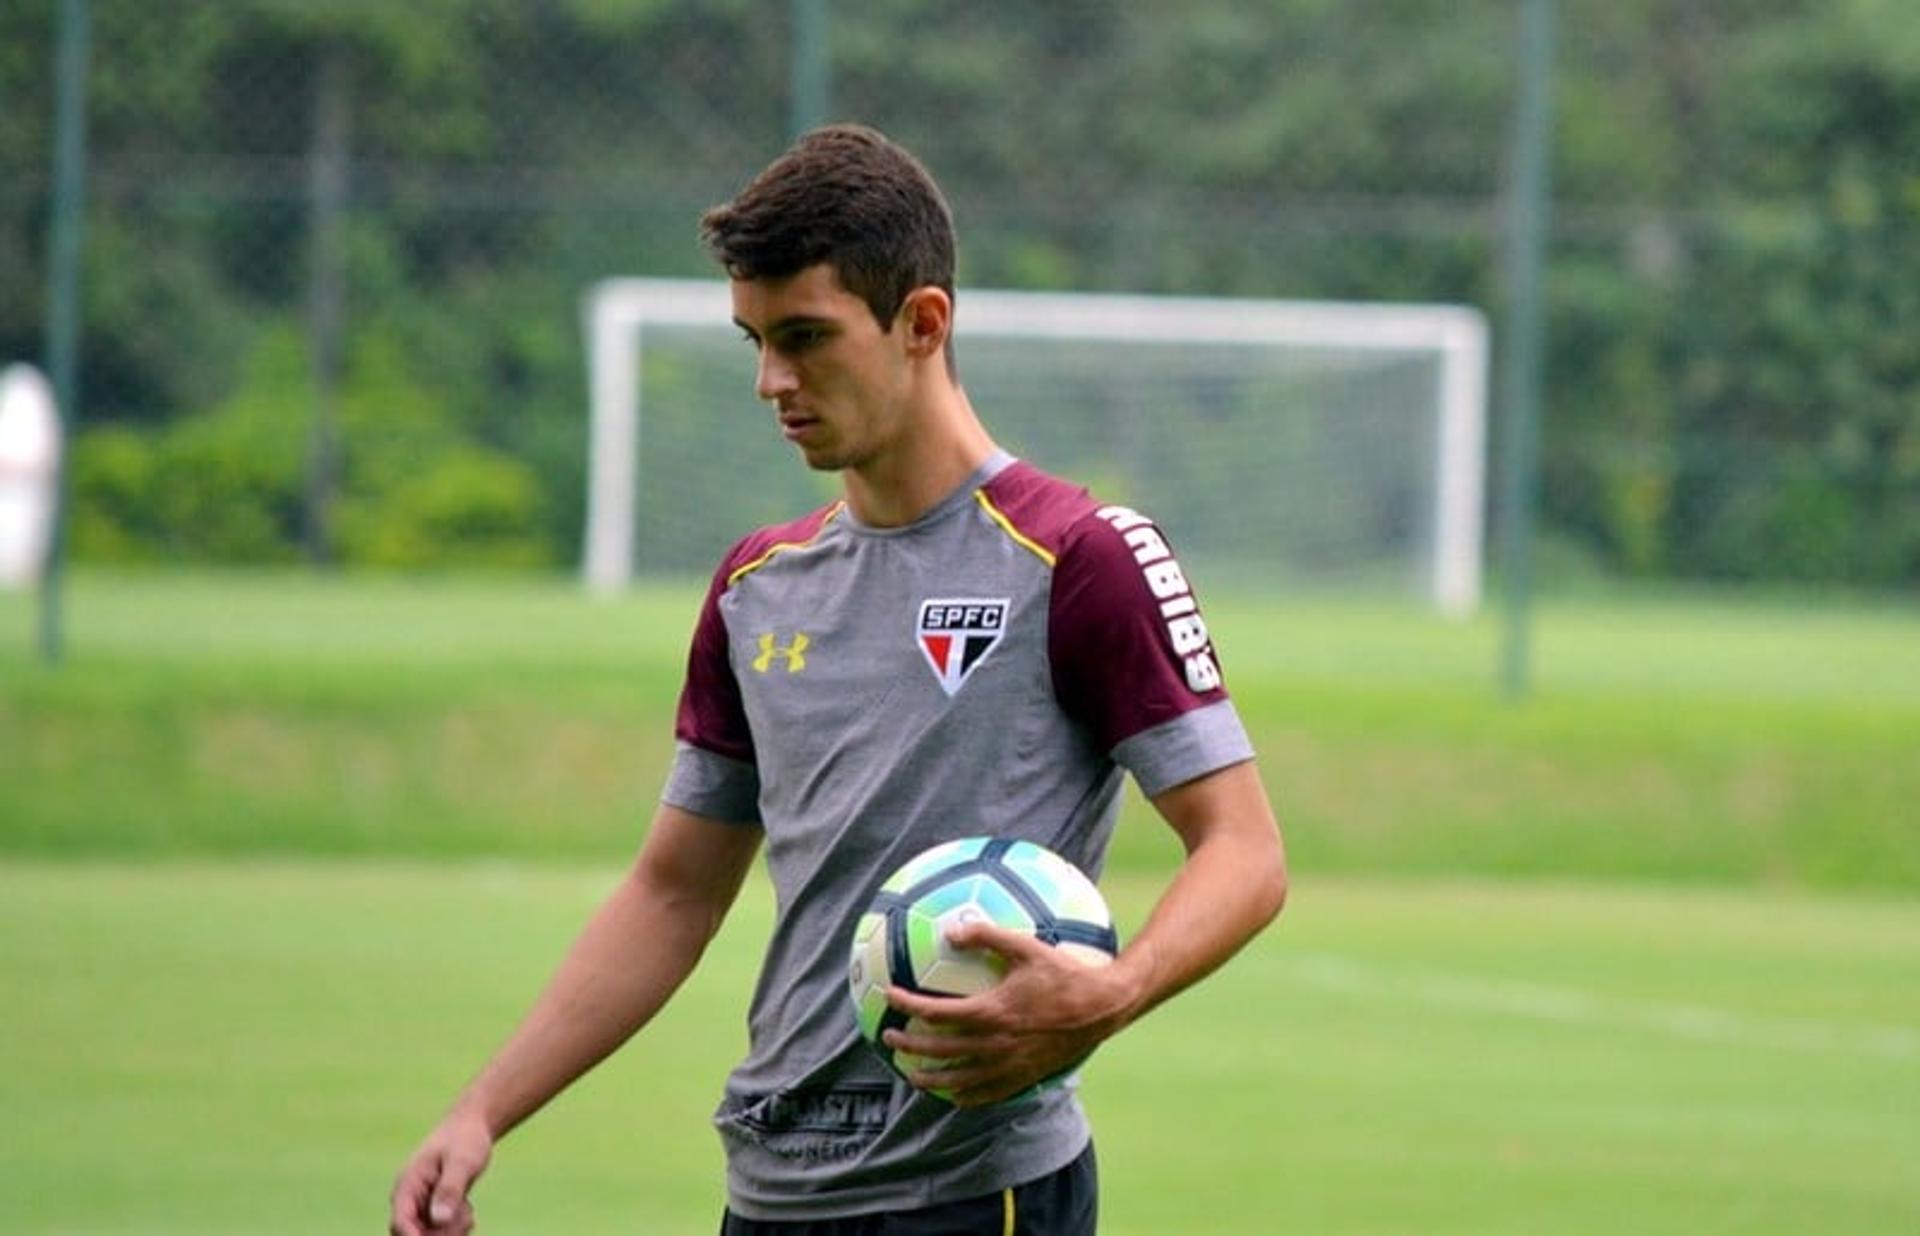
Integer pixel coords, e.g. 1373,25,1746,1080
389,124,1286,1236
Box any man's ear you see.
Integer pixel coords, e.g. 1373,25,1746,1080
898,287,953,360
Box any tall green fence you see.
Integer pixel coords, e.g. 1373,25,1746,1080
3,1,1915,591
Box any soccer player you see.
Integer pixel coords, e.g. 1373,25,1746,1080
389,124,1286,1236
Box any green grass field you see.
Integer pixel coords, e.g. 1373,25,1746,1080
2,863,1914,1234
4,570,1919,885
2,570,1918,1232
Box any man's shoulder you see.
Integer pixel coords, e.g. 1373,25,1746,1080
718,500,847,589
976,460,1108,563
980,461,1180,570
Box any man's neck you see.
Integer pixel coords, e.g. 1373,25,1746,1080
842,385,997,527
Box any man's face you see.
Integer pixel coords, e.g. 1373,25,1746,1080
731,263,915,473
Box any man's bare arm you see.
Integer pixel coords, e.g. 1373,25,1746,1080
389,805,762,1235
882,760,1286,1106
1097,758,1288,1024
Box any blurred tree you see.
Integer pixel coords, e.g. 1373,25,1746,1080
1669,0,1920,582
5,0,1913,584
69,321,548,568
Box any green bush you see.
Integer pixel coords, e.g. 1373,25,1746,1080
69,407,303,564
336,446,549,569
67,426,160,562
68,321,552,570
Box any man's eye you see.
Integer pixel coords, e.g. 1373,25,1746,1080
785,327,826,349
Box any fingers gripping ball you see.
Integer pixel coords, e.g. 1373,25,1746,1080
847,837,1119,1099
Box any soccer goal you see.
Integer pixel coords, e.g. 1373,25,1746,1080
583,279,1488,615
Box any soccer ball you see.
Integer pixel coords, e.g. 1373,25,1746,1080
847,836,1119,1098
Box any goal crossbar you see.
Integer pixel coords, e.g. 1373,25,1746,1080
584,278,1488,613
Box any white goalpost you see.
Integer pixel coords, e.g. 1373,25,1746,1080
583,279,1488,615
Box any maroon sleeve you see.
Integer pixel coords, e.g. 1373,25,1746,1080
1049,505,1231,754
674,551,755,764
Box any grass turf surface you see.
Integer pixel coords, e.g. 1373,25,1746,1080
3,571,1919,886
2,571,1917,1230
1,861,1914,1234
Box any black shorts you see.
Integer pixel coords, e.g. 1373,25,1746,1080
719,1142,1097,1236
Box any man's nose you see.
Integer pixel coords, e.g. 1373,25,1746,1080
756,347,798,401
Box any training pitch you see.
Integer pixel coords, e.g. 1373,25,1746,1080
1,862,1915,1234
1,571,1917,1231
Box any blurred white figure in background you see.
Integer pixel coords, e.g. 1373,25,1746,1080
0,364,63,587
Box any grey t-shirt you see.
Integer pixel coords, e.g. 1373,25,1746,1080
663,452,1253,1220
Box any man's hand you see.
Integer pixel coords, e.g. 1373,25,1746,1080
885,765,1286,1109
881,920,1138,1108
389,1111,493,1236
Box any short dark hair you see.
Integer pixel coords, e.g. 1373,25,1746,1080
700,124,956,333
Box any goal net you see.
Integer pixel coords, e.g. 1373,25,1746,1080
584,280,1487,614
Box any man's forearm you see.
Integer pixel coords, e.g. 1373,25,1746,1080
446,810,760,1140
875,762,1284,1108
446,872,708,1137
1106,825,1286,1028
1106,762,1287,1030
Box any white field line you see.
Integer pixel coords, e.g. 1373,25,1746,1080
1289,952,1920,1063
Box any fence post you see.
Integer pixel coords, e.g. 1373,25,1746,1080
790,0,830,139
1499,0,1556,699
304,40,352,567
39,0,90,665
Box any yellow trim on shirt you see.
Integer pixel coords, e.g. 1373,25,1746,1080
974,490,1057,568
1002,1186,1016,1236
726,502,845,587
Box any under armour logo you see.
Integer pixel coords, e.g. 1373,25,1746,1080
753,632,810,673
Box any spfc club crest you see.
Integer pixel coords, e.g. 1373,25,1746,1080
916,598,1009,696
